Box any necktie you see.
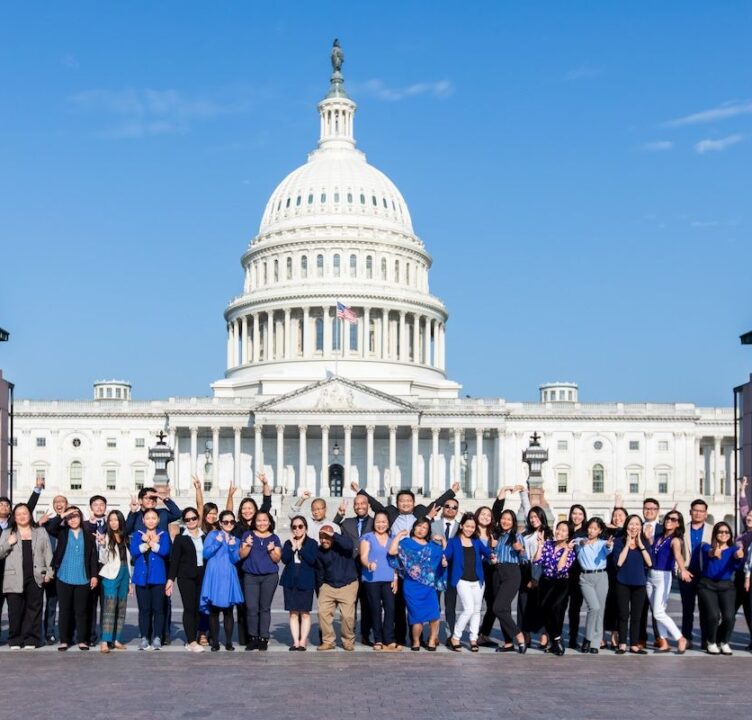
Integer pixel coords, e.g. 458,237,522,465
357,518,364,537
445,522,451,539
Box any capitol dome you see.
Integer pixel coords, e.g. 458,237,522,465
214,41,459,401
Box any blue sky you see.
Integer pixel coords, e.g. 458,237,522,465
0,2,750,405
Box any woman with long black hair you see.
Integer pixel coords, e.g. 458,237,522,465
166,507,206,652
519,506,551,649
566,503,588,649
575,517,613,654
647,510,691,653
604,506,627,649
534,520,576,656
475,505,500,647
280,515,318,650
97,509,130,652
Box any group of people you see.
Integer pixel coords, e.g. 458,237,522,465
1,473,751,656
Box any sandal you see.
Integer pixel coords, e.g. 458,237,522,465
470,642,479,653
373,643,384,651
448,640,462,652
411,644,421,652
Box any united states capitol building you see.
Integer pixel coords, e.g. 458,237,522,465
11,44,735,523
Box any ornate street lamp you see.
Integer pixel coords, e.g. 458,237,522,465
521,432,549,489
148,430,174,487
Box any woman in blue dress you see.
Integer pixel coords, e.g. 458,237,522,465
200,510,244,651
388,517,447,651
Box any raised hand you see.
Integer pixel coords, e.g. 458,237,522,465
192,475,201,490
513,484,525,494
129,495,139,513
267,541,276,554
736,542,745,559
512,540,523,553
350,481,360,493
258,472,269,486
227,535,236,546
451,482,460,494
243,536,253,549
38,512,51,526
426,505,438,520
338,500,347,516
301,489,312,500
397,529,409,540
227,482,237,497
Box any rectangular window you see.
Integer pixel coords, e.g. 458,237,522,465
557,472,568,493
557,440,568,451
35,468,46,485
12,437,17,447
657,440,669,452
135,438,145,448
628,472,640,494
349,323,358,352
629,440,640,451
134,469,145,491
106,438,117,448
658,472,669,494
36,437,46,448
70,464,83,491
106,469,117,491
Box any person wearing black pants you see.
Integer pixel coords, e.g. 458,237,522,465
136,584,165,645
533,520,577,655
166,508,206,652
566,504,587,649
612,514,652,655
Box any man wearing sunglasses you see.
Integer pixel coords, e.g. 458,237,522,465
432,499,460,642
125,486,182,536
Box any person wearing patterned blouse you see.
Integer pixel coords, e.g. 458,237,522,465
534,520,576,656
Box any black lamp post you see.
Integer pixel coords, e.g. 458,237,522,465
522,432,549,489
148,430,174,487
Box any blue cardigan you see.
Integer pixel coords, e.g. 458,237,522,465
443,536,493,588
130,530,171,586
280,537,319,590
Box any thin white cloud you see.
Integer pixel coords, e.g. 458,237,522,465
642,140,673,152
564,65,603,81
355,79,453,102
61,53,79,69
69,88,252,138
665,100,752,127
694,134,744,154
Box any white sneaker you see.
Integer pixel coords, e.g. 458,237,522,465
720,643,733,656
139,638,150,651
706,643,720,655
152,637,162,651
9,646,21,651
191,643,204,653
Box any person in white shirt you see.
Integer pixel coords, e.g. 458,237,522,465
288,491,340,539
432,498,460,643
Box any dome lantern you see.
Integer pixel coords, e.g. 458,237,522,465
318,39,356,150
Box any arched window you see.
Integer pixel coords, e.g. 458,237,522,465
320,193,326,203
273,259,279,282
592,464,604,494
263,261,268,285
347,192,353,204
295,195,301,207
333,254,341,277
366,255,373,279
359,193,366,205
285,197,291,208
70,461,83,490
286,257,292,280
372,195,377,206
381,258,387,280
383,197,388,208
316,254,324,277
394,259,400,283
300,255,308,279
406,262,410,285
334,192,340,203
307,193,314,205
349,254,357,277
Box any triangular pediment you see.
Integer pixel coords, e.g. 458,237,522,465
255,377,416,413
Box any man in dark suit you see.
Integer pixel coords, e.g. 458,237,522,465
84,495,108,646
351,480,460,645
334,494,374,645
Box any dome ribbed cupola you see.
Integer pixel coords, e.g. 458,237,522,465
214,40,459,400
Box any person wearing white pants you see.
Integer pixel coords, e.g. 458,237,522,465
454,578,484,643
646,511,691,653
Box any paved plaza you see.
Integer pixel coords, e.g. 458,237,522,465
1,589,750,719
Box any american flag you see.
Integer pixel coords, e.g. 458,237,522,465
336,302,358,323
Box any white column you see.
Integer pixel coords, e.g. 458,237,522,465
344,425,352,489
226,324,232,368
168,427,179,492
411,314,419,363
431,428,441,494
398,311,406,362
475,428,485,497
253,313,260,363
233,426,242,490
254,425,264,479
389,425,397,489
211,427,220,488
429,319,436,366
453,428,462,489
422,317,429,365
298,425,308,493
189,426,198,476
712,436,721,497
276,424,285,493
284,308,292,360
411,425,420,488
321,424,329,495
263,312,270,361
439,323,446,370
366,425,375,494
303,306,311,359
495,429,504,491
241,316,248,364
381,309,389,359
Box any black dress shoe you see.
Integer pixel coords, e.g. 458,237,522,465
258,638,268,651
580,641,591,654
553,639,566,656
225,643,235,651
495,644,515,653
517,643,527,654
589,648,599,654
568,640,579,650
210,644,220,652
614,648,626,655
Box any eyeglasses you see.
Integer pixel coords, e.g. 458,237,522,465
665,517,679,523
717,530,731,535
184,516,199,522
291,524,305,529
643,505,659,511
220,520,236,526
444,504,458,510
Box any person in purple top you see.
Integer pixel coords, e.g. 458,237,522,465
698,522,745,655
534,520,576,656
735,476,752,648
612,515,653,655
238,511,281,651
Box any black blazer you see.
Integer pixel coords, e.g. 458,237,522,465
333,514,374,559
356,488,456,527
168,531,206,581
48,520,99,579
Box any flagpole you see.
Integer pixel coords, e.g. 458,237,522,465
334,301,338,378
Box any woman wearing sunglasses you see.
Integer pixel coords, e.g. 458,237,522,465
200,510,243,651
166,507,206,652
280,515,319,650
699,521,745,655
646,510,691,653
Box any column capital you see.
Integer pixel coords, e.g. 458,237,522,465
254,424,264,435
284,307,291,317
232,426,243,434
411,425,419,433
275,424,285,433
388,424,398,433
475,427,484,436
210,426,221,434
298,425,308,434
321,424,330,433
453,427,463,436
343,424,353,433
366,425,375,434
188,426,198,434
432,427,441,438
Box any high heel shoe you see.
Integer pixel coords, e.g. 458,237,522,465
580,640,591,654
553,638,566,656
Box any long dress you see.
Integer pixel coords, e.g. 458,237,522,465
200,531,244,613
390,537,446,625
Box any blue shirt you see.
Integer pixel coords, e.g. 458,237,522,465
493,532,526,565
700,543,744,581
360,532,394,583
576,539,612,571
240,532,281,575
613,538,651,586
57,529,88,585
443,536,493,587
688,526,704,573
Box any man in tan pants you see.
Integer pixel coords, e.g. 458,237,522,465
315,525,358,650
